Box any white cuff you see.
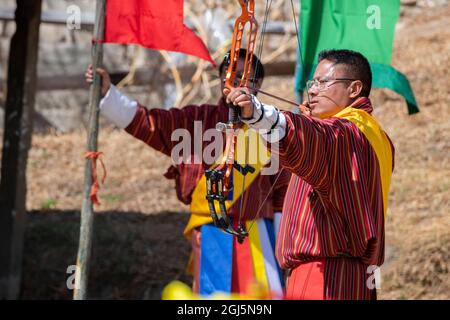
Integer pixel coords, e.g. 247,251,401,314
242,95,286,143
99,84,138,129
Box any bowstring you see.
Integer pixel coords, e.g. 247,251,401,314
290,0,310,104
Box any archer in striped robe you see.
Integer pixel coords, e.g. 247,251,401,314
276,97,395,300
224,49,395,300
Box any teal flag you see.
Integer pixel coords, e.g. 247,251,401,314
295,0,419,114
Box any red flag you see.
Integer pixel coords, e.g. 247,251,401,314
104,0,214,65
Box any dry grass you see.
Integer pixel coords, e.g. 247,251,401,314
26,128,187,213
0,3,448,299
373,6,450,299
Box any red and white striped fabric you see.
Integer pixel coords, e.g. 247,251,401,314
276,98,394,300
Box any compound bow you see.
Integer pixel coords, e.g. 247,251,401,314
205,0,258,244
205,0,306,244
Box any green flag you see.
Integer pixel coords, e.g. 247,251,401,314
295,0,419,114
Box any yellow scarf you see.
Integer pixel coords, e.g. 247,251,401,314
334,102,393,218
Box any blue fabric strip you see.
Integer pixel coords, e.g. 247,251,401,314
227,170,234,201
199,224,233,295
264,219,285,288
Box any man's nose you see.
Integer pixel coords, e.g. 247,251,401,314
308,85,318,97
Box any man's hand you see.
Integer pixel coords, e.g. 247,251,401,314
85,64,111,97
223,87,254,119
299,101,312,116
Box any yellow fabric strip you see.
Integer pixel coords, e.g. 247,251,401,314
333,106,393,218
184,126,271,239
246,220,270,293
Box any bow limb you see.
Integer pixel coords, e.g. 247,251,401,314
225,0,258,89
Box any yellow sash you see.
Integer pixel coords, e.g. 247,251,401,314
184,125,271,239
333,107,393,218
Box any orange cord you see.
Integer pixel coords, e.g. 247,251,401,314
84,151,107,206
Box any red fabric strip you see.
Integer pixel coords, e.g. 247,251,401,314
91,38,105,44
84,151,107,206
231,232,255,294
191,228,201,294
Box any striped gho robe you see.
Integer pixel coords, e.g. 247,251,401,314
273,97,395,300
99,85,291,296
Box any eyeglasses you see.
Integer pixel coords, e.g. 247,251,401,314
306,77,357,91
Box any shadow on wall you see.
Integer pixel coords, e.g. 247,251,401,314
20,209,191,300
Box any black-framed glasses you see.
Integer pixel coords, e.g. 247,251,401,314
306,77,357,91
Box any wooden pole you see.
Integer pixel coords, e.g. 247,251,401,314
73,0,106,300
0,0,42,299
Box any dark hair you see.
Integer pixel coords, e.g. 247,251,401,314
219,48,265,80
318,49,372,97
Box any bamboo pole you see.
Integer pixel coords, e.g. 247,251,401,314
73,0,106,300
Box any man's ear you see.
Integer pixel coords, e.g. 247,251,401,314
348,80,363,98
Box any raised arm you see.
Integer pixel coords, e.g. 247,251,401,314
86,65,207,157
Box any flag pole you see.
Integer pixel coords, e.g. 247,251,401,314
292,0,305,112
73,0,106,300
